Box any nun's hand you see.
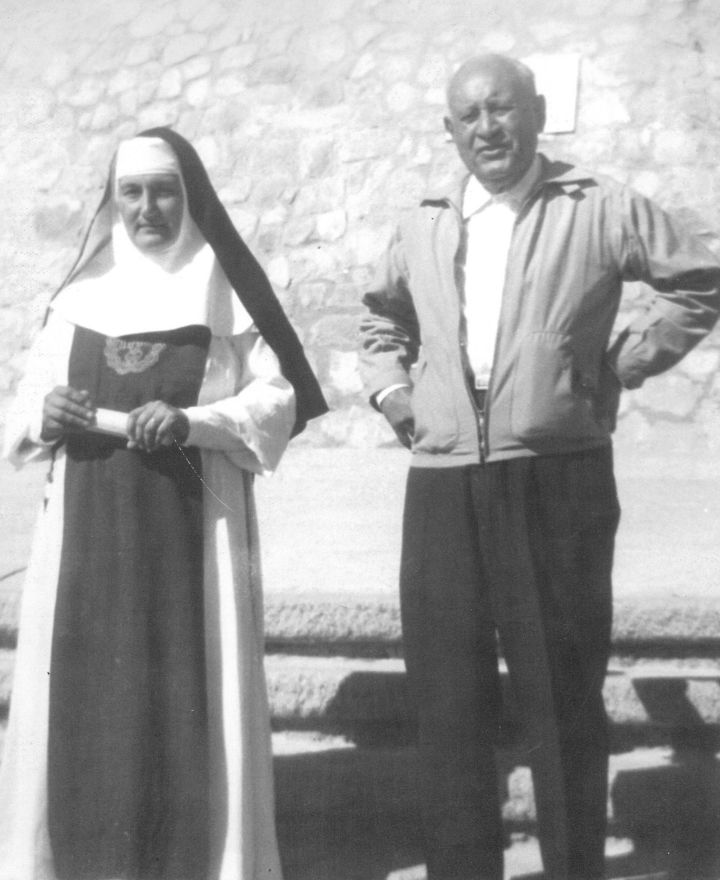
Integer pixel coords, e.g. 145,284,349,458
41,386,95,442
126,400,190,452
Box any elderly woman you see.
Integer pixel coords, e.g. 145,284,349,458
0,129,326,880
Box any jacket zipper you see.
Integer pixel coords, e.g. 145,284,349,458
450,199,486,463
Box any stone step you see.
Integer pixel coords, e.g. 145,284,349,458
266,653,720,748
273,732,719,880
3,650,720,750
277,809,672,880
272,732,715,827
0,721,711,879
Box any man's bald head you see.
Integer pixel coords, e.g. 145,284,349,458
444,53,545,193
446,54,538,107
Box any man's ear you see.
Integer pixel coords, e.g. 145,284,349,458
535,94,547,134
443,116,455,142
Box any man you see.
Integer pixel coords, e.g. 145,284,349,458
359,53,720,880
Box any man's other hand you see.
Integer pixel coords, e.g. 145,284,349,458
379,386,414,449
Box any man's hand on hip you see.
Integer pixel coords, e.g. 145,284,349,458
379,386,414,449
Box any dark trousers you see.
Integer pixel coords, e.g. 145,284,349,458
400,447,620,880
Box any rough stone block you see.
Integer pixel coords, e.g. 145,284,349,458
66,79,105,109
377,30,422,53
582,92,631,127
416,54,448,88
343,226,393,266
267,255,291,289
307,314,364,350
157,68,183,100
480,30,517,53
317,0,355,22
177,0,210,21
218,44,258,70
42,53,72,90
528,20,576,43
136,102,180,132
339,130,400,163
316,209,347,242
296,282,328,310
378,55,415,83
299,136,337,180
352,22,384,50
612,0,650,16
118,90,140,117
293,178,346,215
301,25,347,69
386,82,418,114
124,40,156,67
162,34,207,67
208,22,247,52
283,218,316,247
302,81,346,109
351,53,376,80
635,374,701,420
107,68,138,96
33,200,83,241
246,59,297,86
653,129,699,165
328,350,364,397
261,205,290,228
129,5,177,39
574,0,611,15
228,207,258,240
312,406,397,448
181,56,212,81
262,23,296,56
423,87,446,106
678,347,720,381
189,2,226,31
186,77,210,108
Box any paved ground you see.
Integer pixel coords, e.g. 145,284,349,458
255,445,720,604
2,445,720,602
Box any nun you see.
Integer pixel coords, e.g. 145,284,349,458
0,128,327,880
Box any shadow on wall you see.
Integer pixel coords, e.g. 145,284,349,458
613,676,720,880
273,669,720,880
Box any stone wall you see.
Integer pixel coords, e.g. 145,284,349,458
2,0,720,456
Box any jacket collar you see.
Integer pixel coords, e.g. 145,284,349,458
421,153,597,211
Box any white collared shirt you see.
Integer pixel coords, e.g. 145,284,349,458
462,155,541,389
376,156,541,407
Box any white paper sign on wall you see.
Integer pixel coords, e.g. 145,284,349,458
524,53,581,134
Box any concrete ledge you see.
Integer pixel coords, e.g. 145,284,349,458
4,589,720,655
267,593,720,656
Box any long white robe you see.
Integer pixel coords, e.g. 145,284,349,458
0,311,294,880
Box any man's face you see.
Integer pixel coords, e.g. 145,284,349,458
116,173,184,253
444,61,545,193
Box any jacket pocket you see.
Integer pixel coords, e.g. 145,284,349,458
411,354,461,453
510,331,606,442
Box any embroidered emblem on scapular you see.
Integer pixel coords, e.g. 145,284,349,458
104,338,167,375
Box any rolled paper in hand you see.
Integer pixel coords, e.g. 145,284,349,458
90,408,129,437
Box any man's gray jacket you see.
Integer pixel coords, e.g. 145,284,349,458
360,156,720,466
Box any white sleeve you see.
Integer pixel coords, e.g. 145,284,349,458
184,330,296,474
2,310,74,467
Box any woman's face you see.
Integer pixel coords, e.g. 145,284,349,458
116,173,184,253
